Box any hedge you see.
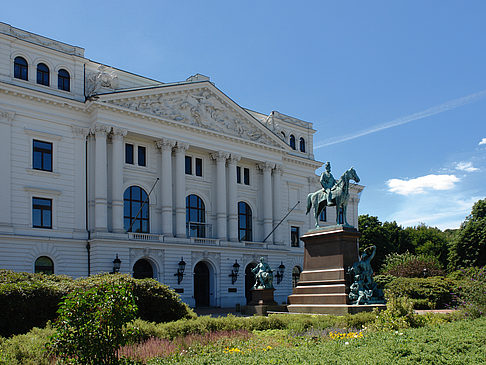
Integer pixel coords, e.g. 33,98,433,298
0,271,195,337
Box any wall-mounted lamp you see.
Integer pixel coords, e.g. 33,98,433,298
112,254,121,274
228,259,240,285
174,257,186,284
275,261,285,284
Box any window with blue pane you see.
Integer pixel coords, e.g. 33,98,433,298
37,63,49,86
14,56,28,80
299,137,306,152
33,197,52,229
319,207,326,222
289,135,296,150
33,140,52,171
58,69,70,91
186,194,205,237
124,186,149,233
338,207,344,225
238,202,252,241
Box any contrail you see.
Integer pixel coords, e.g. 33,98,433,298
314,89,486,149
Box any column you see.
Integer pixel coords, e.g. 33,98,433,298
272,164,283,244
111,127,127,233
156,138,176,236
71,126,89,232
0,110,14,231
92,124,111,232
227,154,240,241
174,142,189,237
211,151,229,240
258,162,275,241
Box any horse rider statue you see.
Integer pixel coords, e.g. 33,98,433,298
320,161,337,206
251,257,274,289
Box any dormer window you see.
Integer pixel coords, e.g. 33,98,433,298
299,137,306,152
289,135,296,150
58,69,70,91
14,57,28,80
37,63,49,86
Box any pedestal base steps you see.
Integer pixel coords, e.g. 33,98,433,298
288,226,380,315
242,287,288,315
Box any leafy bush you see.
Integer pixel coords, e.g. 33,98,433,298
0,270,194,337
454,266,486,318
0,325,54,365
384,276,455,309
49,276,138,364
380,252,444,277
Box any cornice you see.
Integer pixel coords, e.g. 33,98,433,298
283,154,322,169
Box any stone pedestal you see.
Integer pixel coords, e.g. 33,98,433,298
288,225,384,315
242,288,287,315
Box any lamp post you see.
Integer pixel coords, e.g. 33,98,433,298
229,259,240,285
275,261,285,284
112,254,121,274
175,257,186,284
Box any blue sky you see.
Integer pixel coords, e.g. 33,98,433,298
3,1,485,229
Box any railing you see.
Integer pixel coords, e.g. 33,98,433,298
190,237,220,245
186,221,213,239
128,232,164,242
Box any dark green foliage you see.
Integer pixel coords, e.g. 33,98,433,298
448,199,486,270
358,215,392,271
0,270,194,337
371,291,425,330
454,266,486,318
380,252,444,277
405,224,449,266
384,276,455,309
49,276,138,364
0,325,54,365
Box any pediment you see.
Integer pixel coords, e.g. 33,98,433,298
99,84,285,148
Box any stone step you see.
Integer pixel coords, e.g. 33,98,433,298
292,284,346,295
295,279,346,286
288,293,348,305
287,304,385,316
299,268,346,282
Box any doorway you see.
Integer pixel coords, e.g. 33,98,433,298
194,261,210,307
133,259,154,279
245,262,257,304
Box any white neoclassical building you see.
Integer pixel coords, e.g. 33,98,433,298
0,23,363,308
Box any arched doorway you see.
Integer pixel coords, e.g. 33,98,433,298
245,262,257,304
133,259,154,279
194,261,210,307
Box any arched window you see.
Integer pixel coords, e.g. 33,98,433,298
124,186,149,233
319,207,327,222
289,135,296,150
299,137,306,152
35,256,54,275
281,131,286,140
292,266,302,288
186,194,205,237
37,63,49,86
338,207,344,225
58,69,70,91
238,201,252,241
14,56,28,80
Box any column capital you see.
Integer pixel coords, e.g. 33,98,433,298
210,151,230,162
112,127,128,137
90,123,112,136
257,161,275,172
0,108,15,125
307,175,319,185
274,163,284,175
227,153,241,165
71,126,90,138
174,141,189,152
156,138,176,151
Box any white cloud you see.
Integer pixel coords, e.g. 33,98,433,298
386,174,459,196
480,138,486,145
455,161,479,172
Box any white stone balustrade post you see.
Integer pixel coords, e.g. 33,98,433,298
92,124,111,232
211,151,229,240
272,164,283,244
71,126,89,232
174,142,189,237
227,154,240,241
258,162,275,241
156,138,176,236
111,127,127,233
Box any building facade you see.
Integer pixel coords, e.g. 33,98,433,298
0,23,363,307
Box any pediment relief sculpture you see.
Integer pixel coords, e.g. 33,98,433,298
104,89,282,147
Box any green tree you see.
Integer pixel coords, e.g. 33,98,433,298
405,224,449,269
358,215,391,271
448,199,486,270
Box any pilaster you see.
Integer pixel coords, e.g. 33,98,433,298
258,162,275,241
227,154,241,241
111,127,127,233
272,164,284,244
71,126,89,232
156,138,176,236
174,141,189,237
211,151,229,240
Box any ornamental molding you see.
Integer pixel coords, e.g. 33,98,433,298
210,151,230,162
257,162,276,172
102,87,282,147
112,127,128,137
90,123,112,136
227,153,241,165
86,65,119,97
71,126,90,138
191,251,221,270
156,138,176,150
0,108,15,123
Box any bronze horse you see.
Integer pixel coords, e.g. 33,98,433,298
306,167,360,228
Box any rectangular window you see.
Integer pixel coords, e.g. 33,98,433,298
236,166,241,184
33,140,52,172
243,168,250,185
125,143,134,164
185,156,192,174
338,207,344,225
138,146,146,166
33,197,52,229
319,207,327,222
291,226,300,247
195,158,202,176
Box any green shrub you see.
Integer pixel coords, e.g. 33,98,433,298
455,266,486,318
380,252,444,277
384,276,455,309
0,325,54,365
0,270,194,337
49,275,138,364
